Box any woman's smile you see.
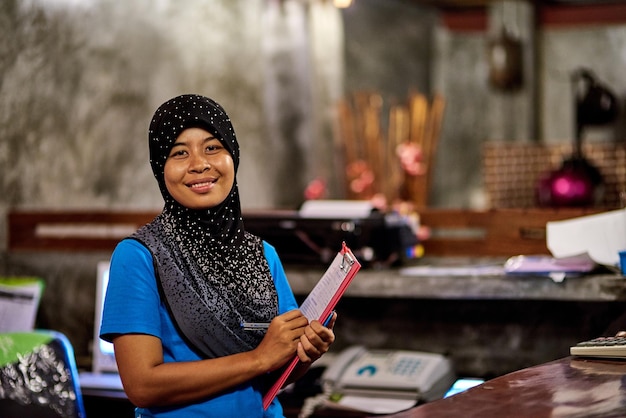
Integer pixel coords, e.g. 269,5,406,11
187,178,217,192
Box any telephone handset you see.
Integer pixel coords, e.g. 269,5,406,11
321,345,456,403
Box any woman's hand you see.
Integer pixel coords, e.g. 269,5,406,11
254,309,309,371
296,311,337,364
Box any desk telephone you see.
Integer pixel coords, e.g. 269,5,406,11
321,346,456,403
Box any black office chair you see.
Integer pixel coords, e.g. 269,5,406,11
0,329,86,418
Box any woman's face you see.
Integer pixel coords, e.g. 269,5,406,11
164,127,235,210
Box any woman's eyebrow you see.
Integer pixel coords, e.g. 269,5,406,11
171,134,217,147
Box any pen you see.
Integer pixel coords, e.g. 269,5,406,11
241,321,270,331
241,311,335,331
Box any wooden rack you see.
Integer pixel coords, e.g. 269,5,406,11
8,208,602,257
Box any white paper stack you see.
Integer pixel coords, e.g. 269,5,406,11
546,208,626,268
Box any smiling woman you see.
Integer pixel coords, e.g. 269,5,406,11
98,94,338,418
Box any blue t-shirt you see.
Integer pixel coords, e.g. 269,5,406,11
100,238,298,418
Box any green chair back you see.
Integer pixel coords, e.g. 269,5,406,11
0,330,86,418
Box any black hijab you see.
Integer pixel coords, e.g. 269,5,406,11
132,94,278,358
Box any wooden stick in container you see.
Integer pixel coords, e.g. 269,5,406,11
388,104,410,203
409,93,428,147
423,94,446,198
408,93,428,206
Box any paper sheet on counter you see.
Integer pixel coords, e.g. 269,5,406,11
325,395,417,415
546,208,626,267
399,265,505,277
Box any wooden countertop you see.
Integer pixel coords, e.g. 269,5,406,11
385,356,626,418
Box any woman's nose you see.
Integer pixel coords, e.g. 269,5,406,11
189,153,211,172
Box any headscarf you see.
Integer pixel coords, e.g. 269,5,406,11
132,94,278,358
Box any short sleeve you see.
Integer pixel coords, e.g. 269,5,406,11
100,239,162,342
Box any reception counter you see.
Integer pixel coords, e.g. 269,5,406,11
285,263,626,379
386,356,626,418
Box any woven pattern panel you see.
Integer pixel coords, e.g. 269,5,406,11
483,142,626,208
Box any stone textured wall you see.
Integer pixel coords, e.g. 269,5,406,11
0,0,345,243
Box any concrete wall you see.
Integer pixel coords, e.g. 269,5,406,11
0,0,345,243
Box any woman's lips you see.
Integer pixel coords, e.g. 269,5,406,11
187,178,216,192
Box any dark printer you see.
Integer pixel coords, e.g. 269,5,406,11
243,200,418,268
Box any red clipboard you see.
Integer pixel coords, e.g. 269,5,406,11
262,242,361,409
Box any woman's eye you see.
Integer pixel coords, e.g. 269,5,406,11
169,149,187,158
206,144,223,154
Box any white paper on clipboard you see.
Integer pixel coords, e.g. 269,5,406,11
298,246,358,323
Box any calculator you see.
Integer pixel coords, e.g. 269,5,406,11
570,336,626,359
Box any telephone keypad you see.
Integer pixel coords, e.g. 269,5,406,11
391,357,423,377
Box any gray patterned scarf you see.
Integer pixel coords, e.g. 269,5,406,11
132,94,278,358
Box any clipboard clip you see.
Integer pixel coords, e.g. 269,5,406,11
340,246,355,273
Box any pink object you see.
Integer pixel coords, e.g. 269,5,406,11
304,178,327,200
396,142,426,176
535,157,601,207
